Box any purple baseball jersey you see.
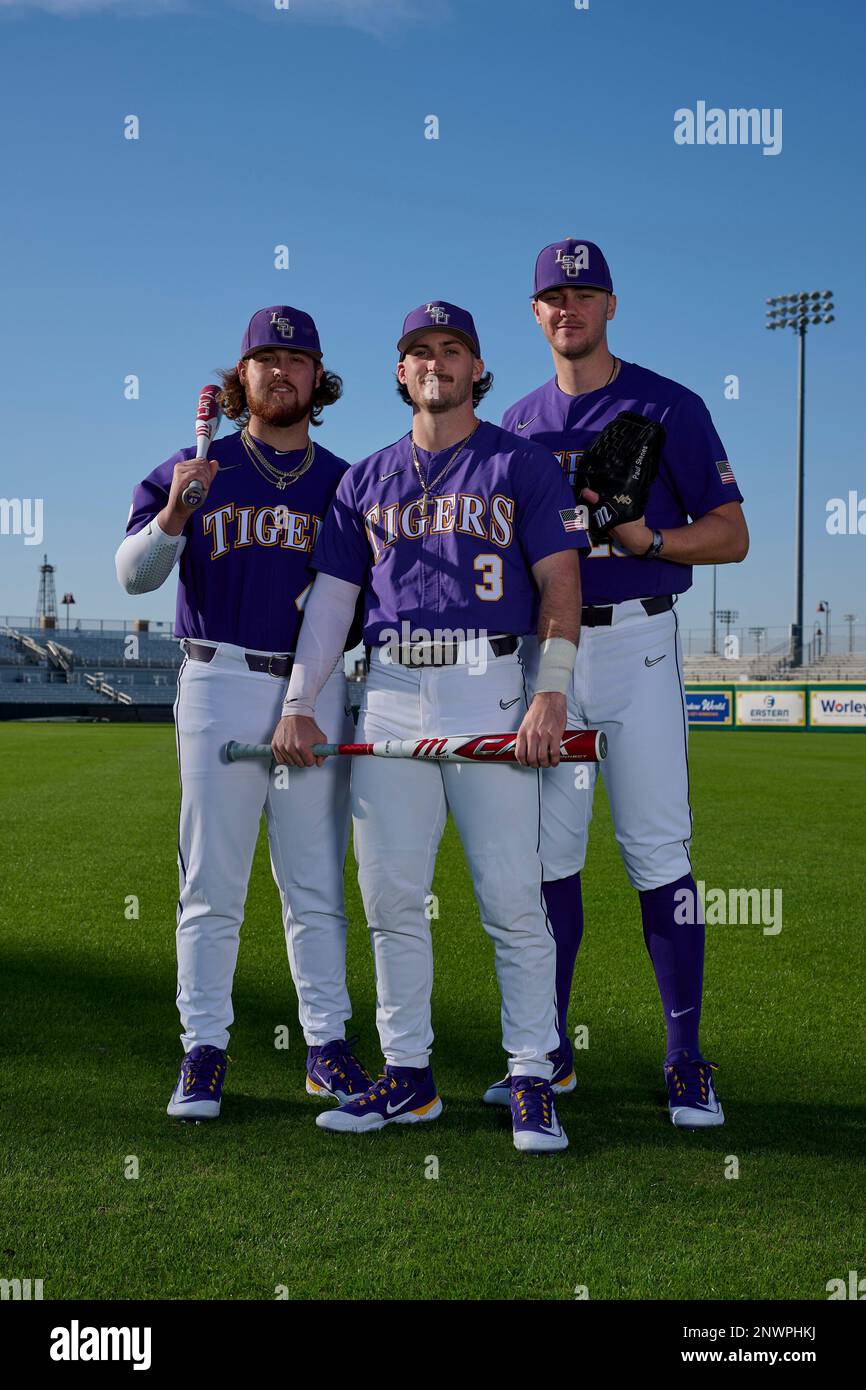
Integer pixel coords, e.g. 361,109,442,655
312,420,587,643
125,431,349,650
501,362,743,606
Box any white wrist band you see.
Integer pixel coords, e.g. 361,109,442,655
534,637,577,695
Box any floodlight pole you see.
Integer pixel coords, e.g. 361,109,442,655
792,326,806,667
766,290,834,667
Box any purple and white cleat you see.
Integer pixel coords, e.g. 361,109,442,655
665,1054,725,1129
166,1045,227,1121
316,1064,442,1133
483,1043,576,1107
510,1075,568,1153
306,1037,372,1105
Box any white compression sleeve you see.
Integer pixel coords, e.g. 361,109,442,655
283,572,361,718
534,637,578,695
115,518,186,595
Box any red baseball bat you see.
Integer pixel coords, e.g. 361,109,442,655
181,385,222,508
224,729,606,764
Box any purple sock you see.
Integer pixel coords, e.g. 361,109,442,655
542,872,584,1052
639,872,704,1060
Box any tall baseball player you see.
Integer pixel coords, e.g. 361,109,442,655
115,305,371,1120
486,240,748,1127
272,301,588,1153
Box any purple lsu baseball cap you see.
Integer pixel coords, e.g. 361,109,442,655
240,305,322,361
532,238,613,297
397,301,481,357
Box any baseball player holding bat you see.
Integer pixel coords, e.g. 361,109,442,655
272,301,589,1153
487,239,748,1127
115,305,371,1120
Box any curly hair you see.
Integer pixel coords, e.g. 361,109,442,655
217,362,343,428
396,370,494,410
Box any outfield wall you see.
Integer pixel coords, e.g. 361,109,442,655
3,682,865,731
685,683,866,731
0,700,173,723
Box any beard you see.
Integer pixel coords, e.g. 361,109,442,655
551,321,607,361
246,381,313,428
409,372,473,413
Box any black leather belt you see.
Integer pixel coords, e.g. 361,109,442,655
368,634,519,668
581,595,674,628
185,641,294,678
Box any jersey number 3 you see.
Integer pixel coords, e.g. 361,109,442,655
474,554,503,601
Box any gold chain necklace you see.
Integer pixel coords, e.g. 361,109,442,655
411,421,481,520
241,427,315,490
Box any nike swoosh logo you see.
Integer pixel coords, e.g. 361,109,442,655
515,416,538,431
499,696,521,710
670,1007,694,1018
215,463,243,473
380,470,402,481
386,1094,416,1115
645,655,666,666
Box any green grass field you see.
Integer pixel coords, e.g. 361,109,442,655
1,724,864,1301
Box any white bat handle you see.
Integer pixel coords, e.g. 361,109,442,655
183,387,221,508
181,434,210,508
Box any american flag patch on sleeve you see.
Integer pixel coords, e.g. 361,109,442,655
560,506,588,532
716,460,736,484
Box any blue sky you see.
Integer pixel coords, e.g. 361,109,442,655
0,0,863,646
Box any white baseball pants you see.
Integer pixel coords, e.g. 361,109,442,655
173,641,353,1052
351,646,559,1079
523,601,692,890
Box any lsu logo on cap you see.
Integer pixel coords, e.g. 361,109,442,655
555,245,590,277
426,303,450,325
270,312,295,340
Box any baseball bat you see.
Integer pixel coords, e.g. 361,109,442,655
181,385,222,508
224,729,606,764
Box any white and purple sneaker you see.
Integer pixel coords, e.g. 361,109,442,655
166,1045,227,1121
316,1064,442,1133
510,1075,568,1153
483,1043,576,1107
665,1055,725,1129
306,1037,372,1105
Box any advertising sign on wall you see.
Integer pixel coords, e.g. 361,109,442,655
735,690,806,727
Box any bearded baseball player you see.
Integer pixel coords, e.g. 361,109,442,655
487,240,749,1127
115,305,371,1120
272,301,588,1153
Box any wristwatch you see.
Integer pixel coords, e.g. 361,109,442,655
642,528,664,559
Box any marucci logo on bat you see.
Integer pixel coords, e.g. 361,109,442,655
412,738,451,759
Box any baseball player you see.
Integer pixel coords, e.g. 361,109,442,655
485,240,748,1127
272,301,588,1153
115,305,370,1120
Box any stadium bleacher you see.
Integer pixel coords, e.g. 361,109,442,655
0,622,181,717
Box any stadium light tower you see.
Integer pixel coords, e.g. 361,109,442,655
62,592,76,633
716,609,739,652
766,289,834,667
817,600,831,656
843,613,856,653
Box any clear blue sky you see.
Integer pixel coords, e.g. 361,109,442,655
0,0,863,646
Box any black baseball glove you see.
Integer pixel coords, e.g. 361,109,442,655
573,411,666,544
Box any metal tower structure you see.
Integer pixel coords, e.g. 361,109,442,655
37,554,57,627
